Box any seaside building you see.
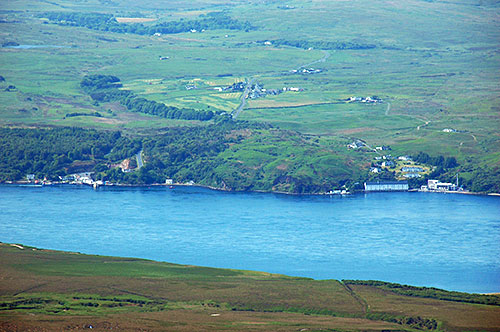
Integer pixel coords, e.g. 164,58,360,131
425,179,457,192
364,181,409,192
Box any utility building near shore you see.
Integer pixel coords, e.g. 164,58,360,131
364,181,409,192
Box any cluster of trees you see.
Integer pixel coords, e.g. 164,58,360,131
117,120,259,185
366,313,438,331
0,127,134,181
344,280,500,306
80,75,215,121
40,11,254,35
268,39,377,50
464,167,500,193
413,152,458,169
65,112,103,118
123,97,215,121
80,74,122,91
404,152,461,189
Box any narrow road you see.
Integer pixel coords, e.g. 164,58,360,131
299,50,331,69
136,150,144,169
232,78,256,119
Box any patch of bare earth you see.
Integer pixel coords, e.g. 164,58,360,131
338,127,374,135
225,129,253,139
276,164,288,170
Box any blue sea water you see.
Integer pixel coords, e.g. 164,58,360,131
0,184,499,293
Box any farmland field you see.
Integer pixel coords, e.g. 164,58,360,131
1,0,498,191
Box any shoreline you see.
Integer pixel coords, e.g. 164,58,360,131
3,180,499,197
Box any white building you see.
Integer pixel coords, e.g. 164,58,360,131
428,179,453,191
364,181,409,192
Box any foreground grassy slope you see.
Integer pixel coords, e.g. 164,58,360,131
1,243,499,331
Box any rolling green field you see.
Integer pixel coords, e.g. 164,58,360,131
1,243,500,331
0,0,499,190
1,2,499,329
0,0,500,189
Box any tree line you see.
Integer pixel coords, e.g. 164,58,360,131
40,11,254,35
267,39,377,50
81,75,216,121
413,152,458,169
344,280,500,306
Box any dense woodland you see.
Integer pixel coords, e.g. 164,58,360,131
0,127,138,180
81,75,216,121
40,11,254,35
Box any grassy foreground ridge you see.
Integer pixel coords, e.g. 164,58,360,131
1,243,499,331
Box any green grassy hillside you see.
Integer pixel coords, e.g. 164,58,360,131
0,0,499,192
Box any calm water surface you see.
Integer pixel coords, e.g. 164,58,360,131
1,185,499,293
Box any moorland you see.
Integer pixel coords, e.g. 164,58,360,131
0,0,499,193
1,1,500,329
1,242,500,331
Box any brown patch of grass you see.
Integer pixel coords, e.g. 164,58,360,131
350,285,500,331
0,310,404,332
338,127,375,135
276,164,288,170
1,244,500,331
225,129,253,139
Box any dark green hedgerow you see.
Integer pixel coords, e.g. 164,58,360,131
343,280,500,306
80,75,216,121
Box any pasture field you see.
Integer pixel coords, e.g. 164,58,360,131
1,243,499,331
0,0,499,186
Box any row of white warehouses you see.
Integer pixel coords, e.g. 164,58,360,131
364,181,409,192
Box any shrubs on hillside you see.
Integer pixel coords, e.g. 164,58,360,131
344,280,500,306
